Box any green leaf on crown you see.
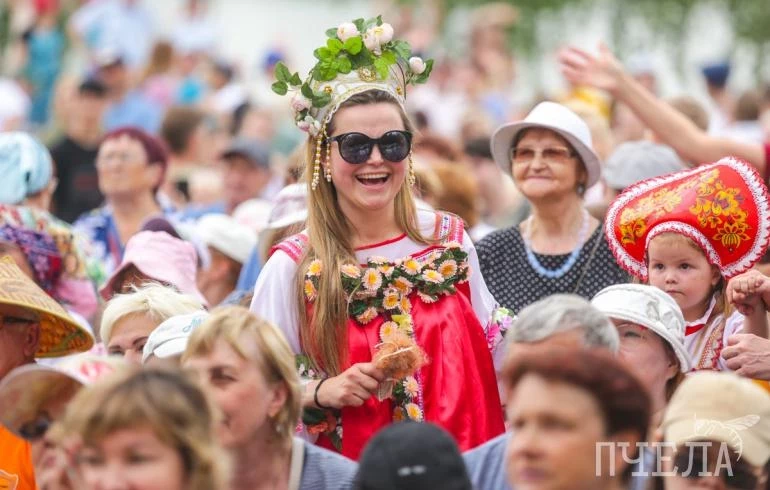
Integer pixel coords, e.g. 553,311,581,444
337,56,352,74
344,36,363,55
380,50,397,65
301,83,314,99
325,27,338,38
353,18,366,33
391,40,411,60
327,38,344,56
373,57,390,79
375,15,383,26
275,62,291,83
314,47,332,61
271,81,288,95
290,73,302,86
313,92,332,108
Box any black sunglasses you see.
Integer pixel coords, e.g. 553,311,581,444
18,412,52,441
327,130,412,164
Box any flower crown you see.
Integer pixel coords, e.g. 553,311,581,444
271,16,433,137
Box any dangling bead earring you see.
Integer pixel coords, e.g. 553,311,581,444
324,144,332,182
408,153,416,186
311,136,322,190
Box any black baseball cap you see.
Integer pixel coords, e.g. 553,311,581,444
354,422,473,490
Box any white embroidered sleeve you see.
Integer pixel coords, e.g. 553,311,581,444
250,250,301,355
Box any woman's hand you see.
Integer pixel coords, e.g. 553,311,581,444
727,269,770,316
316,362,386,409
558,43,626,96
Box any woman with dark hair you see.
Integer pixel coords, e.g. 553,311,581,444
503,346,651,490
74,126,173,275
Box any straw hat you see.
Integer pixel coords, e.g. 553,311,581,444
0,256,93,357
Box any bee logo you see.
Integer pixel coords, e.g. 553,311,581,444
690,414,760,461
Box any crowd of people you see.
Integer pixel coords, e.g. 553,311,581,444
2,1,770,489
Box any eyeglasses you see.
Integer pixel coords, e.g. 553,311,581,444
327,130,412,164
510,146,577,165
18,412,52,441
0,314,38,328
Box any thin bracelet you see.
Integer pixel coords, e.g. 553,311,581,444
314,377,332,410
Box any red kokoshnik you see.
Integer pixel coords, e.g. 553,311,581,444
606,157,770,281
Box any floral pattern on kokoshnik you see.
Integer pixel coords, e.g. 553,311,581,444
299,243,470,449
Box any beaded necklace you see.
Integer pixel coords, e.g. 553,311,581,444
523,208,589,279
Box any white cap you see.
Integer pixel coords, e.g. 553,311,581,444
266,183,308,230
591,284,692,372
233,198,274,234
142,311,208,364
196,213,257,264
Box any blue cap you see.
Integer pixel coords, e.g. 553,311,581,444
0,132,53,204
701,61,730,88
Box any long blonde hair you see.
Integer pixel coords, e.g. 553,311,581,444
296,89,427,375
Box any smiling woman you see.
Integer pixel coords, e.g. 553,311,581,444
250,16,504,460
476,102,628,314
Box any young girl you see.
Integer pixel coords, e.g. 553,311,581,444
606,157,770,371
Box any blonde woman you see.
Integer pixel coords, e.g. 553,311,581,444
61,367,227,490
182,306,357,490
100,283,205,363
250,17,504,459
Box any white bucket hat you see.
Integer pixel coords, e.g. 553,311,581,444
591,284,692,372
490,101,601,187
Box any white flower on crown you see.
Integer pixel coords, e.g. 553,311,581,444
409,57,426,75
363,22,394,56
291,93,312,113
337,22,359,42
297,115,322,136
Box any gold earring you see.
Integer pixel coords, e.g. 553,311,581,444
311,136,322,190
408,153,416,186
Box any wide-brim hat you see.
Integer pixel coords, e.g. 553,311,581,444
606,157,770,280
0,354,119,438
491,101,601,187
592,284,692,372
0,256,93,357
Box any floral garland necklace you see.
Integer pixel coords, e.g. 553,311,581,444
300,242,470,449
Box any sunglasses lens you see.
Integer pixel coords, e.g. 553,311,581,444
339,134,373,164
19,416,50,440
379,131,411,162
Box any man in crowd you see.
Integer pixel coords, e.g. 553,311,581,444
0,256,93,488
50,77,110,222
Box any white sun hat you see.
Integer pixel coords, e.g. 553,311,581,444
196,213,257,265
591,283,692,372
490,101,601,187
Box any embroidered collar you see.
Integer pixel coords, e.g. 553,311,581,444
685,296,717,336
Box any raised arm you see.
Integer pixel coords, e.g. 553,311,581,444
559,44,767,175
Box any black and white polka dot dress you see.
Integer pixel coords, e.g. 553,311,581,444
475,225,629,314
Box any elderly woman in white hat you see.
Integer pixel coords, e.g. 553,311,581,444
476,102,628,313
592,284,692,427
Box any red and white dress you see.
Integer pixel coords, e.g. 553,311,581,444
684,297,744,371
250,210,505,460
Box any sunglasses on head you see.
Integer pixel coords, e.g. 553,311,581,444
327,130,412,165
